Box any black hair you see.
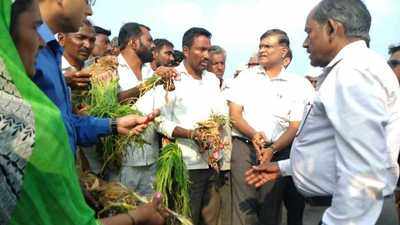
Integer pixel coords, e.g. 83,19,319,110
171,50,184,67
182,27,211,49
260,29,290,47
10,0,34,35
94,25,111,36
389,43,400,55
154,38,174,52
118,22,150,50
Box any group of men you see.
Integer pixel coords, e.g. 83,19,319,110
29,0,400,225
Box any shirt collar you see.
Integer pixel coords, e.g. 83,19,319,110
326,40,366,68
61,56,73,71
254,65,289,81
38,23,57,44
38,23,63,55
118,54,129,67
176,61,208,79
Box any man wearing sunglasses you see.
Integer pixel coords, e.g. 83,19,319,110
388,43,400,83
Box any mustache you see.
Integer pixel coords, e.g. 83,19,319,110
78,47,90,54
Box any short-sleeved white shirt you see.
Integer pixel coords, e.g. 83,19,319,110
225,66,314,142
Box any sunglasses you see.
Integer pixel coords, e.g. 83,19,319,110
388,59,400,69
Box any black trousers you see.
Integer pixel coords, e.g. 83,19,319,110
272,147,305,225
189,168,215,225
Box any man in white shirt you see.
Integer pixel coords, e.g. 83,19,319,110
388,42,400,220
116,23,177,102
58,19,106,174
388,43,400,83
205,44,232,225
226,29,314,225
150,38,175,71
59,19,95,91
157,27,229,225
207,45,226,89
246,1,400,224
114,22,179,196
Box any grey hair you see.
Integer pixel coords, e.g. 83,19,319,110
313,0,371,41
209,45,226,58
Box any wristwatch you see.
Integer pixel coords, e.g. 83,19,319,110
110,118,118,135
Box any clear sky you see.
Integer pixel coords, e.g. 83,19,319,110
91,0,400,78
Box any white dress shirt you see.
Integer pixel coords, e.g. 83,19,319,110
278,41,400,225
225,66,314,142
116,54,159,166
157,63,228,170
117,54,154,91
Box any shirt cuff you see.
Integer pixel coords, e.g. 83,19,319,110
94,117,112,136
157,120,178,139
278,159,292,177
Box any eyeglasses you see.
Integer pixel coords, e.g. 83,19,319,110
388,59,400,69
86,0,96,6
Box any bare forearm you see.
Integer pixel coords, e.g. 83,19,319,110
231,116,257,139
100,213,134,225
272,123,299,152
229,102,257,139
118,85,142,103
172,126,193,139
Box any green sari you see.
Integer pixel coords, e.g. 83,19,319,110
0,0,100,224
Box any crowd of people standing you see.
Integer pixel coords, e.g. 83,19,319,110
1,0,400,225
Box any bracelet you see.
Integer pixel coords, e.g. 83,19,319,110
126,212,136,225
110,119,118,135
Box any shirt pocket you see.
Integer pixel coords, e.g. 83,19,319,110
295,95,324,139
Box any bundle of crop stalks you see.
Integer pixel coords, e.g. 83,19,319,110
80,172,193,225
155,141,191,224
82,55,119,81
194,114,230,172
138,73,175,100
80,56,148,174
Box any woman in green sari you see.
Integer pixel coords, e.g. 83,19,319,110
0,0,165,224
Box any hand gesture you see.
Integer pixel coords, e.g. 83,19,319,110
64,69,91,89
245,162,281,188
128,192,168,225
116,109,160,135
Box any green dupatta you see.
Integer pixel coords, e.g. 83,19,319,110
0,0,99,224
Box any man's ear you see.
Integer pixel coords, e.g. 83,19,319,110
182,46,189,59
58,33,66,47
280,47,289,59
326,19,340,41
127,38,139,50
